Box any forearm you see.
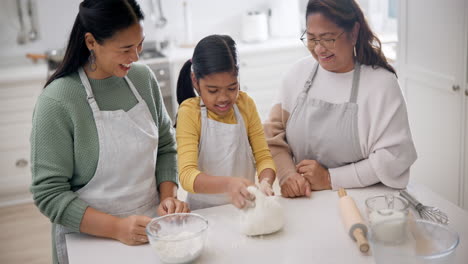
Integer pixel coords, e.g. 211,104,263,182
271,150,297,185
159,181,178,200
80,207,121,240
264,103,296,185
329,158,379,190
258,168,275,184
193,172,231,194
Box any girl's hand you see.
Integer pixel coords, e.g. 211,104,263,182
226,177,255,209
115,215,152,245
258,178,274,196
257,168,276,196
157,197,190,216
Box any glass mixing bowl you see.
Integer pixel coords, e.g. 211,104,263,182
146,213,208,264
369,218,459,264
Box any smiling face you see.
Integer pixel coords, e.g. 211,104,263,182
84,21,145,79
306,13,358,73
192,71,239,117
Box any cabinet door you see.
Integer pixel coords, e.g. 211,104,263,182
398,0,466,205
465,87,468,210
0,78,44,206
239,48,309,121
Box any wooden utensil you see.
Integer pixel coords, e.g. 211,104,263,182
338,188,369,253
26,53,47,63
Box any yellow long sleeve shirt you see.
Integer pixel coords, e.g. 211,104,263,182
176,91,276,193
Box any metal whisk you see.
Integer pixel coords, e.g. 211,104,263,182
400,190,449,225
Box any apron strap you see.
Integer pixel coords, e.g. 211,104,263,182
78,67,145,110
124,75,144,102
301,61,361,104
302,62,320,94
200,98,208,119
349,62,361,104
288,62,319,121
78,67,100,112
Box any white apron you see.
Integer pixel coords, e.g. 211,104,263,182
54,68,160,263
286,62,365,170
186,100,256,210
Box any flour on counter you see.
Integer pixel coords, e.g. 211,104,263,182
151,231,204,263
240,186,284,236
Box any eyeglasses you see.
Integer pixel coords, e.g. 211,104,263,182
300,30,345,50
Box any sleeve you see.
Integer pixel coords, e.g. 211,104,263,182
263,74,300,185
147,67,178,187
175,101,202,193
243,94,276,175
30,95,88,232
329,74,418,189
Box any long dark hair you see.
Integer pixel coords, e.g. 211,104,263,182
306,0,396,75
44,0,144,87
176,35,239,105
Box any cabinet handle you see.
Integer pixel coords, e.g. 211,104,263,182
16,159,28,168
465,89,468,96
452,85,460,92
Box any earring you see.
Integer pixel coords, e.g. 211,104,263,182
88,49,97,72
353,46,357,57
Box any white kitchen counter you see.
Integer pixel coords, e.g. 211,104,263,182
0,38,302,84
0,60,47,84
66,183,468,264
163,37,304,64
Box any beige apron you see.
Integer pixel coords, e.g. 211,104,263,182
286,62,364,169
187,100,256,210
54,68,160,263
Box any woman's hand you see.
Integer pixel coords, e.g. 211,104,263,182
296,160,331,190
157,197,190,216
115,215,152,245
280,173,311,198
226,177,255,209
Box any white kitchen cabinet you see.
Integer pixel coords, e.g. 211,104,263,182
465,85,468,209
0,67,46,206
239,47,309,121
398,0,468,208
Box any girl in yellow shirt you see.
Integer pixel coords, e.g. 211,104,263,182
176,35,276,210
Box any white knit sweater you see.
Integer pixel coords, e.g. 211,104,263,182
265,56,418,189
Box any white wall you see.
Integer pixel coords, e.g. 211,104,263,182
0,0,82,64
0,0,303,64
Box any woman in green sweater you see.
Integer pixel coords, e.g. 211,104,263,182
30,0,189,263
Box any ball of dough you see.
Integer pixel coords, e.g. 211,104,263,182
240,186,284,236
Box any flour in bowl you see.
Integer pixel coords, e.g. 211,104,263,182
151,231,204,263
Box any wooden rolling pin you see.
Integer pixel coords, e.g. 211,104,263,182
338,188,369,253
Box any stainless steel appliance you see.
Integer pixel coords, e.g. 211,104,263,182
139,42,175,122
143,57,175,122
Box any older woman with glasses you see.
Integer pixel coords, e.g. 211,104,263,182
264,0,417,197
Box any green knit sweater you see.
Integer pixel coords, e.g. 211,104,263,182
30,64,177,261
